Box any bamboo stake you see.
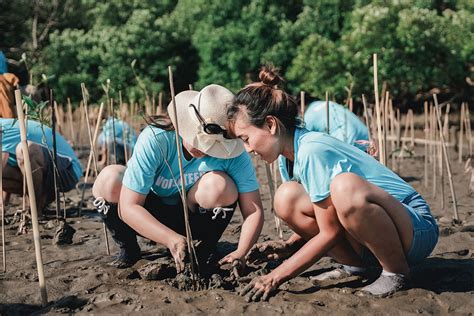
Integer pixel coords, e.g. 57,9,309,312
50,90,61,220
1,125,5,273
349,98,353,113
264,162,283,240
432,106,437,198
159,92,163,113
434,95,459,220
14,90,48,306
110,99,117,165
300,91,305,117
78,101,85,147
373,54,385,165
362,94,372,142
424,102,429,188
465,105,472,157
325,91,330,134
443,104,451,141
389,99,395,154
383,92,389,166
459,103,465,163
409,109,415,148
439,128,445,209
78,103,105,212
80,83,98,175
67,98,75,147
168,66,199,284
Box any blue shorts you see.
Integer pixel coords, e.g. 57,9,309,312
361,192,438,266
402,192,439,264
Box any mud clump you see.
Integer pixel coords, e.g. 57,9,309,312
53,220,76,245
138,258,176,281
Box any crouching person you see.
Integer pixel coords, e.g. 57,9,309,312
92,84,264,273
1,118,82,216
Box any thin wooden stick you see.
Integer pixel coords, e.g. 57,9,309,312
15,90,48,306
300,91,305,117
110,99,117,165
465,105,472,157
434,95,459,220
439,127,444,209
50,90,61,219
80,83,98,175
373,54,385,165
361,94,372,142
459,102,465,163
265,162,283,240
325,91,330,133
443,104,451,141
424,102,429,188
188,84,193,90
67,98,75,147
78,103,105,212
432,106,437,198
383,92,389,165
409,109,415,148
168,66,199,283
1,125,5,273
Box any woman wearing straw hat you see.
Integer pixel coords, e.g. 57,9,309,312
228,66,438,300
92,84,264,273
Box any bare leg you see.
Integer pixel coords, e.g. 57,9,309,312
274,181,363,267
187,171,238,211
92,164,126,203
15,142,47,212
330,173,413,276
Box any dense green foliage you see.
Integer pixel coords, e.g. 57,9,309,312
1,0,472,105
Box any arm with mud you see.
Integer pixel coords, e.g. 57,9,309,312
219,190,264,273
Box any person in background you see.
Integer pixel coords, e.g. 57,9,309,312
1,118,83,216
97,116,137,168
280,100,371,181
228,66,438,300
92,84,264,273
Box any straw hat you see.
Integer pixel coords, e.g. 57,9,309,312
167,84,244,159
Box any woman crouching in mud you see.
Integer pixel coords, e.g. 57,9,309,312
228,66,438,300
92,84,263,276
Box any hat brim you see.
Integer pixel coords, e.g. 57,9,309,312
167,91,244,159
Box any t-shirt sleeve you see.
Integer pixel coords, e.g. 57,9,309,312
225,151,259,193
298,141,353,202
278,155,291,182
122,128,164,195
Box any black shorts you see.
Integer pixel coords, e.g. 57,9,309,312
142,191,236,245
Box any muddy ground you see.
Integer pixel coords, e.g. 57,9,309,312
0,145,473,315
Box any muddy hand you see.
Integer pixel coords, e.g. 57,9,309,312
219,252,245,279
246,240,291,265
240,274,279,302
169,235,188,273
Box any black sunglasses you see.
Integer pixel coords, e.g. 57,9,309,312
190,103,232,139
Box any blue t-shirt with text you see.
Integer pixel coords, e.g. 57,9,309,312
122,126,259,205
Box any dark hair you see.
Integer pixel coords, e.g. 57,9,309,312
143,113,174,131
227,65,302,134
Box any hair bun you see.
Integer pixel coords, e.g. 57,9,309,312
259,66,283,87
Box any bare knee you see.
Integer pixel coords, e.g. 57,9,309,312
330,173,370,219
274,181,309,221
193,171,238,208
92,164,126,202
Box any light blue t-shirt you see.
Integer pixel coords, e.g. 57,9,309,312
122,126,259,205
304,101,369,144
280,128,416,203
0,118,83,180
97,118,137,148
279,101,370,181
